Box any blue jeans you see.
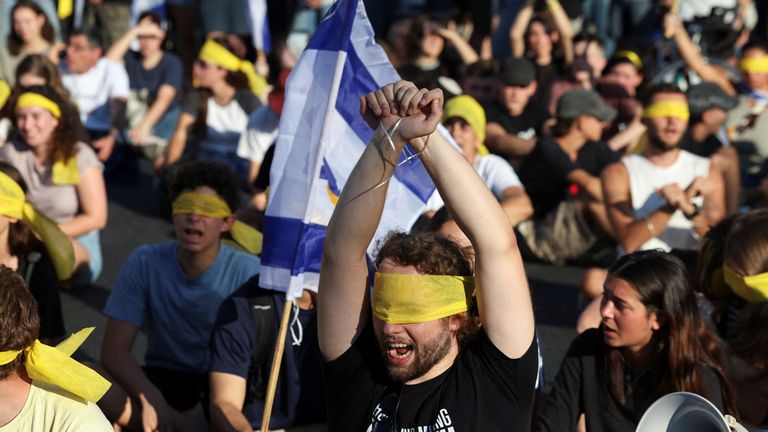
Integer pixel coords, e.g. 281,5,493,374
583,0,615,56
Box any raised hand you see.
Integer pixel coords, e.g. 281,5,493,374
359,81,443,144
658,183,695,215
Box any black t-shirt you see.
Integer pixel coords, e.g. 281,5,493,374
18,239,64,340
484,100,549,141
517,136,619,218
679,130,724,158
323,324,538,432
532,58,566,109
540,328,725,432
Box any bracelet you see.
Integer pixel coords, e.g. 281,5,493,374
545,0,561,12
645,218,656,237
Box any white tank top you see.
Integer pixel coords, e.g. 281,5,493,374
622,150,710,251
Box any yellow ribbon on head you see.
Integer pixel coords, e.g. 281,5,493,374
198,40,268,97
0,327,111,403
0,172,74,280
0,79,9,110
172,191,262,255
58,0,73,19
739,56,768,74
372,273,475,324
614,50,644,72
15,92,79,185
723,264,768,303
642,100,690,122
443,95,489,155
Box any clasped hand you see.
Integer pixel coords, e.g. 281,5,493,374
359,81,443,151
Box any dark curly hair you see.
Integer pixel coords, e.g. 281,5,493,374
12,85,87,164
7,0,55,56
0,266,39,380
167,161,241,211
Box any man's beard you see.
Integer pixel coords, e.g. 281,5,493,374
382,324,453,384
647,129,682,153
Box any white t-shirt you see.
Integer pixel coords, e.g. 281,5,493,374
202,97,251,155
0,381,113,431
61,58,130,131
236,105,279,163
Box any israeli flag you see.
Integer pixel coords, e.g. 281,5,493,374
260,0,448,300
130,0,166,25
247,0,271,53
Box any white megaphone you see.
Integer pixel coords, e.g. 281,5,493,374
635,392,729,432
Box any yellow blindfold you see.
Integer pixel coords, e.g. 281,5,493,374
723,264,768,303
0,172,74,280
642,100,690,122
739,56,768,74
172,192,263,255
198,40,268,97
372,272,475,324
0,328,111,403
0,79,9,111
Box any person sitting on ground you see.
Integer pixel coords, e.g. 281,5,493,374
540,250,738,432
319,80,537,430
162,38,263,184
105,11,183,165
0,0,58,86
441,94,533,226
515,88,619,266
208,280,326,431
59,28,129,162
97,161,261,432
484,56,551,164
0,85,106,285
682,82,741,215
0,162,74,342
0,266,113,431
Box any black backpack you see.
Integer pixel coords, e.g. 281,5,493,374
244,293,277,403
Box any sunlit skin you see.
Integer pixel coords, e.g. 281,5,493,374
172,186,234,257
15,106,59,154
604,63,643,97
371,259,461,385
577,114,604,142
642,93,688,152
600,277,661,358
741,47,768,93
12,6,45,44
65,34,101,74
445,120,479,163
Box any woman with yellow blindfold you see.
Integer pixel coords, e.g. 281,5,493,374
162,38,264,185
0,85,107,285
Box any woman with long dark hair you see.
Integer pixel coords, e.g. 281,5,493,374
0,0,57,86
540,250,737,431
0,85,106,284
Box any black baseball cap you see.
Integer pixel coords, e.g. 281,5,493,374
500,57,535,87
556,89,617,121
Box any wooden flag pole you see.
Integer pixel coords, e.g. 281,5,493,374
260,298,295,432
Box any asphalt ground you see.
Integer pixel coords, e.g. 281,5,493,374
65,156,584,393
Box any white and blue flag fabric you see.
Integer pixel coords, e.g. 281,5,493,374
247,0,271,53
260,0,447,300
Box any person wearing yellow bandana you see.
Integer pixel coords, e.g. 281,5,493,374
319,81,537,431
161,38,264,185
0,266,113,431
98,161,260,432
0,85,107,285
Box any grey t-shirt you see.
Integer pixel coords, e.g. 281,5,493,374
0,139,102,222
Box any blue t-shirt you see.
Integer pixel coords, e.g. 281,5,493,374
103,242,260,373
123,51,183,100
208,283,326,429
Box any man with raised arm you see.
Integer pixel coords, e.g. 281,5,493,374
318,81,538,431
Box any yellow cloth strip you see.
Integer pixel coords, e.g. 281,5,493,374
0,328,111,403
0,172,74,280
739,56,768,74
444,95,487,145
16,93,61,118
723,264,768,303
372,272,475,324
172,192,262,254
642,100,690,121
0,79,9,110
614,50,644,71
58,0,73,19
198,40,268,97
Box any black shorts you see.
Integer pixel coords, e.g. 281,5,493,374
143,366,209,412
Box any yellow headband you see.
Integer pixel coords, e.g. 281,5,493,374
614,50,644,71
739,56,768,74
15,92,61,118
0,172,74,280
372,272,474,324
0,79,9,111
723,264,768,303
198,40,267,97
643,100,690,122
0,328,111,403
172,192,263,255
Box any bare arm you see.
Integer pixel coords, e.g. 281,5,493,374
485,123,537,158
566,169,603,201
107,19,166,64
164,112,196,166
131,84,178,146
510,0,535,57
547,0,574,65
59,165,107,237
436,28,479,65
685,164,725,237
209,372,252,432
499,186,534,226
